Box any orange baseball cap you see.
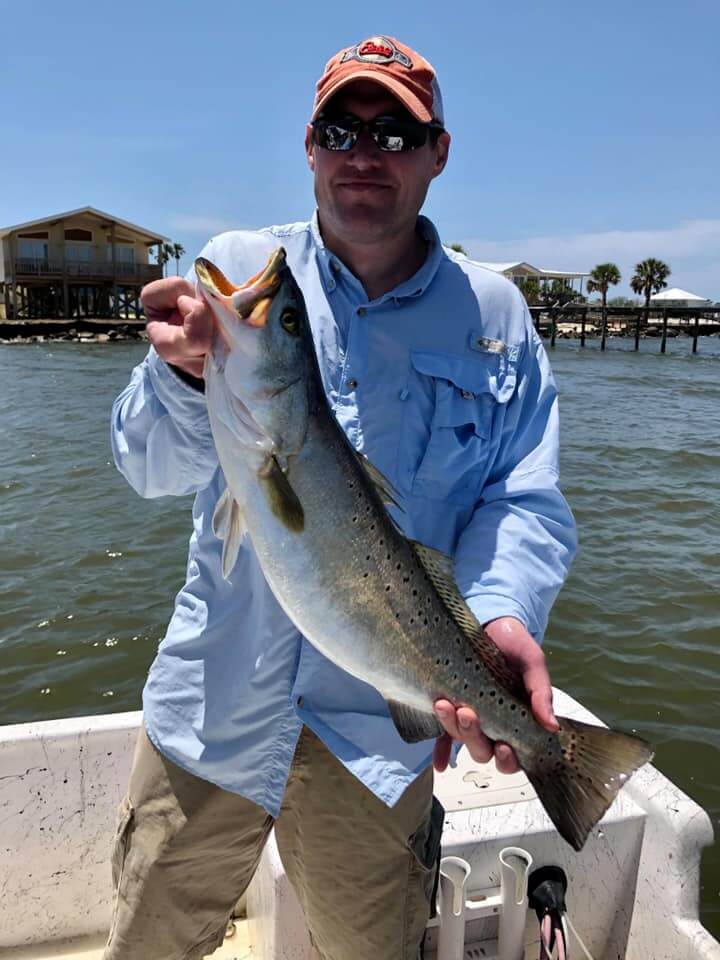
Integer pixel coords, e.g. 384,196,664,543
312,36,445,126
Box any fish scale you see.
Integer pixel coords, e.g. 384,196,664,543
195,248,655,852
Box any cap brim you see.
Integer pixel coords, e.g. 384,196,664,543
312,70,433,123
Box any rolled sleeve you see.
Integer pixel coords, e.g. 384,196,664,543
111,346,218,498
454,319,577,642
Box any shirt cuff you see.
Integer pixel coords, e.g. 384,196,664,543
146,348,210,425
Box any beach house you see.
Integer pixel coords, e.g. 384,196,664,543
475,261,588,300
0,206,168,320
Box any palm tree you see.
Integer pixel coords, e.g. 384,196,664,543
171,242,186,276
586,263,621,350
516,277,541,304
159,243,174,278
630,258,670,350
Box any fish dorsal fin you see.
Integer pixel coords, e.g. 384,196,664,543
410,541,530,704
356,454,404,512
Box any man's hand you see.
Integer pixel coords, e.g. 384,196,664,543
433,616,558,774
142,277,213,379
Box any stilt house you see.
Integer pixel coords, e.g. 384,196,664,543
0,207,168,320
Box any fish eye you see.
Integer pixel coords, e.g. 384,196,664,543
280,309,300,335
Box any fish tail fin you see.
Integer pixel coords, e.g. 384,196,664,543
524,718,654,851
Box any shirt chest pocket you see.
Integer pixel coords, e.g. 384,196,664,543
405,350,516,504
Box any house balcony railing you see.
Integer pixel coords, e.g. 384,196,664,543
13,258,163,283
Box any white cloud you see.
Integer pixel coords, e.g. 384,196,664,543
462,219,720,299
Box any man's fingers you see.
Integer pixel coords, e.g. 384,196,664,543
524,663,559,732
145,293,213,376
141,277,196,315
494,742,520,774
434,701,494,765
177,295,213,350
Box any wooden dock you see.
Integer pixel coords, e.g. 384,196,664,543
529,304,720,354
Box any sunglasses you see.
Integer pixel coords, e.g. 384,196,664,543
311,113,444,153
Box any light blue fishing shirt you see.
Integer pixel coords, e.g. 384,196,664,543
111,214,577,816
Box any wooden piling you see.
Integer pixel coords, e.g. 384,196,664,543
634,309,641,351
580,307,587,347
550,307,557,348
692,314,699,354
661,308,668,354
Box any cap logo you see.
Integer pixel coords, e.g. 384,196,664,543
341,36,413,69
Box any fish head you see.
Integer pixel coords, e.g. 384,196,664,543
195,248,310,458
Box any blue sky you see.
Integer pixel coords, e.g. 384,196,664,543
1,0,718,298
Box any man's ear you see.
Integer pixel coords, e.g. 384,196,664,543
431,131,451,179
305,124,315,171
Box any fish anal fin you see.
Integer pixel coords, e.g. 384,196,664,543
525,718,654,850
387,699,443,743
258,456,304,533
410,540,529,704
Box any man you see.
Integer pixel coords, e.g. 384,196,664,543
108,35,576,960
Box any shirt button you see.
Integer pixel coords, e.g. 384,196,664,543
357,307,367,316
330,260,341,273
327,279,336,291
347,378,358,390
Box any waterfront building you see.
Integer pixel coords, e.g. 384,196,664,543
0,207,168,320
474,260,588,298
650,287,713,308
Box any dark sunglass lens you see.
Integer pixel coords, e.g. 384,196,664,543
315,121,357,151
372,117,428,152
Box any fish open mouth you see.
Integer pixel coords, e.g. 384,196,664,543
195,248,286,314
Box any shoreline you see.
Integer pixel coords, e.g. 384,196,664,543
0,318,146,344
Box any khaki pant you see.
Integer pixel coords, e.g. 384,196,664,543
104,726,444,960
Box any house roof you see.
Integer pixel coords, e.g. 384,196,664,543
476,261,533,273
538,268,587,279
650,287,711,302
0,206,169,243
475,261,587,279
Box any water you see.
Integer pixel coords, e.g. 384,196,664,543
1,337,719,937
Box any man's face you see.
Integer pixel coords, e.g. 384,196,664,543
305,80,450,246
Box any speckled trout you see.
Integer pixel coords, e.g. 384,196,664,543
195,248,653,851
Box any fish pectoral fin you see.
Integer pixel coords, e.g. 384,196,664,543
409,540,529,704
258,456,304,533
212,487,247,579
386,699,443,743
357,455,404,512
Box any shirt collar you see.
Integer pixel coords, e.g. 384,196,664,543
310,211,444,303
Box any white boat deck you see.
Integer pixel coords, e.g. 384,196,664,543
0,923,252,960
1,689,718,960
